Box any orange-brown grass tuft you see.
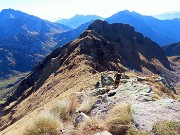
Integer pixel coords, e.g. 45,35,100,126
23,117,59,135
78,117,107,135
105,103,131,135
146,78,176,99
153,82,175,98
49,96,78,122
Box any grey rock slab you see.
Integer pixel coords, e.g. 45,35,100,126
131,99,180,131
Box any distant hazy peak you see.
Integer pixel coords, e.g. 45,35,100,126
56,14,104,28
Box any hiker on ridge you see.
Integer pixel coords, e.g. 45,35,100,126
114,70,122,89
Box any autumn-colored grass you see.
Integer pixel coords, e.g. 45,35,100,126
23,117,59,135
105,103,131,135
78,117,107,135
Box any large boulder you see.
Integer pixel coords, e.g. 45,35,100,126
101,75,114,87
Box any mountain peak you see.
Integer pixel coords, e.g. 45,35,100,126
0,8,35,22
121,10,131,13
115,10,141,17
0,8,24,16
87,19,135,42
1,8,16,12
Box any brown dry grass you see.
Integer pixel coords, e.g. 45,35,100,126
77,117,107,135
168,56,180,66
0,72,101,135
67,96,79,116
105,103,131,135
23,117,59,135
153,82,175,98
145,78,176,99
49,96,78,122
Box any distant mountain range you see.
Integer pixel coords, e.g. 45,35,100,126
105,10,180,46
56,14,104,28
56,10,180,46
154,11,180,20
1,9,180,79
0,9,71,78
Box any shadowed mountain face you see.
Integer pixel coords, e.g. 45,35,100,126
0,20,172,130
162,42,180,56
56,14,104,28
106,10,180,46
0,9,72,78
163,42,180,72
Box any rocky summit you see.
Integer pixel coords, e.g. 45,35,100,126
0,20,179,135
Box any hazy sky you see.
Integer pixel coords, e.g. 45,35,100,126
0,0,179,21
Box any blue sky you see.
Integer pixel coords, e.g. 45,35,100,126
0,0,179,21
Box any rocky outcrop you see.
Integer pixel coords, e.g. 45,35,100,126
76,75,179,132
88,20,171,71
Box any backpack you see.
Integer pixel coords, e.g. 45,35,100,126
116,73,121,80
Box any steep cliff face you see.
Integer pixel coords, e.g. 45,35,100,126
0,20,172,130
88,20,170,71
